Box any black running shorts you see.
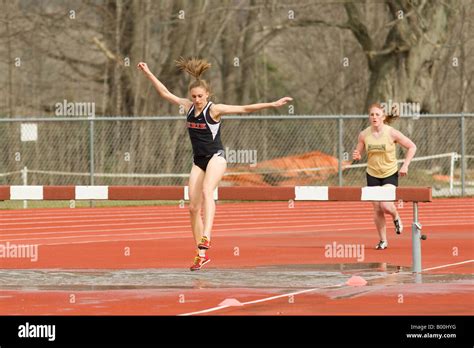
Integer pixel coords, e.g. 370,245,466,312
193,150,226,172
366,171,399,187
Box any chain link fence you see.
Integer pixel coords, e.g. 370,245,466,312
0,114,472,207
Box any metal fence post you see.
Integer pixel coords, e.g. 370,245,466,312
461,113,466,197
449,153,455,195
22,166,28,209
338,116,343,186
89,117,95,207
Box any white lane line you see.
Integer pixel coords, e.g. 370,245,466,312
1,201,470,218
0,211,400,226
2,217,468,237
179,284,345,316
421,260,474,272
36,223,381,246
1,208,471,224
1,219,471,240
0,208,384,220
0,218,387,232
0,224,389,244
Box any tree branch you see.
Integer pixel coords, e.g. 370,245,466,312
92,36,124,66
343,2,373,54
367,42,410,59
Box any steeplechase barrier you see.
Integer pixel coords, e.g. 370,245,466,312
0,185,431,273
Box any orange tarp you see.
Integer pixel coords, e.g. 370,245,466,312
222,151,350,186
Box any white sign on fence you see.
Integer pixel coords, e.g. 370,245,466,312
20,123,38,142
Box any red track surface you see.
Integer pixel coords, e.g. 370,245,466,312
0,198,473,315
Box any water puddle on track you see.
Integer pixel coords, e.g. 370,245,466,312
0,263,471,292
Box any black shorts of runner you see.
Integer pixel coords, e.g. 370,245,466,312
193,150,226,172
366,171,399,187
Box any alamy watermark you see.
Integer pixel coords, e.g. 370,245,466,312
225,147,257,167
324,241,365,262
18,322,55,341
55,99,95,118
381,99,420,119
0,242,39,262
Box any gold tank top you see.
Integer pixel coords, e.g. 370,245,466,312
363,125,398,178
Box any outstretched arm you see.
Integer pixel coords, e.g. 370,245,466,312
137,62,192,110
391,129,417,176
210,97,293,121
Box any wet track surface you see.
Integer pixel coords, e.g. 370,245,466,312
0,263,472,291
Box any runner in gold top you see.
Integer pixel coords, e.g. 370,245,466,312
353,103,417,250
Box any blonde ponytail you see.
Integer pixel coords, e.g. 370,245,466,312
385,105,400,125
175,57,212,92
176,57,211,79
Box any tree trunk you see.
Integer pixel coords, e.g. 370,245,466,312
5,1,14,118
362,1,454,112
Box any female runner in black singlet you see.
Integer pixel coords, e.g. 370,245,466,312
138,58,292,270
